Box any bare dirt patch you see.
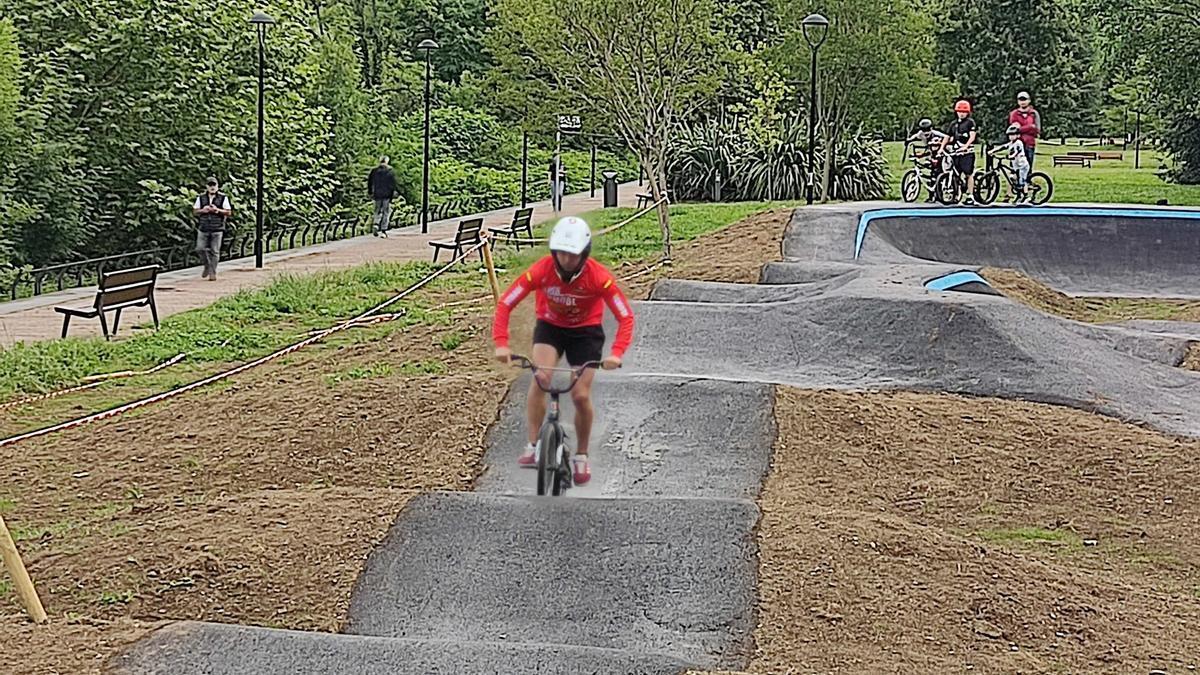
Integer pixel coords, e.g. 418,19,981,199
0,207,791,674
748,387,1200,673
620,208,789,298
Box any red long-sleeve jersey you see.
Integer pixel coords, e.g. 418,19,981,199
493,256,635,358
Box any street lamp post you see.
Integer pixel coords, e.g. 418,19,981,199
801,13,829,206
250,10,276,269
521,103,529,208
1135,109,1142,170
418,38,439,234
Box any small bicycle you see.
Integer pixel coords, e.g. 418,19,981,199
973,153,1054,206
899,145,942,203
509,354,604,496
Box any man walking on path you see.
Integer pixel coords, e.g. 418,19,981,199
367,156,397,236
1009,91,1041,167
193,177,232,281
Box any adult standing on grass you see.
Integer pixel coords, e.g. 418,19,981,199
367,156,397,237
1009,91,1041,168
193,177,232,281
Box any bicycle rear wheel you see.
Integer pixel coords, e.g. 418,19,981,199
1026,171,1053,205
536,423,563,496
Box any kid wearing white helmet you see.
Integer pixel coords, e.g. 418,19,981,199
492,216,635,485
990,123,1031,202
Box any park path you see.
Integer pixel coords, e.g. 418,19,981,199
0,182,643,347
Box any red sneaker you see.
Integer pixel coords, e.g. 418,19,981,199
517,443,537,468
572,456,592,485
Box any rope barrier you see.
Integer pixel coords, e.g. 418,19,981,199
0,241,489,450
0,353,187,411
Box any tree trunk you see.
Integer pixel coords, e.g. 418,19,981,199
638,146,672,261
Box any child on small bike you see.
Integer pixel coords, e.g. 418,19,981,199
990,123,1031,203
907,118,949,202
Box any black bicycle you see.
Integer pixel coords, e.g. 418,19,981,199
973,153,1053,206
510,355,603,496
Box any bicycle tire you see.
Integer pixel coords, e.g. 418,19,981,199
935,173,959,205
536,423,562,496
901,170,921,203
1027,171,1053,205
974,171,1000,205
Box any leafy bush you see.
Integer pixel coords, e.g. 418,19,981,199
667,115,888,202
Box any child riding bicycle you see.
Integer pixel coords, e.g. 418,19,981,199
989,123,1032,203
907,119,949,202
492,216,635,486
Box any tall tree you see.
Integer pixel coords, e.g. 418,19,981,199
770,0,953,198
934,0,1100,140
493,0,728,259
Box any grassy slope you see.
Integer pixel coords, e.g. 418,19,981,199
0,202,783,404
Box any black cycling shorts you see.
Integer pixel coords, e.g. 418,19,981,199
533,320,605,366
953,152,976,175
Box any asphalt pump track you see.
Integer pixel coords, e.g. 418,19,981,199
115,203,1200,673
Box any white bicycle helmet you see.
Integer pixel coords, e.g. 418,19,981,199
548,217,592,281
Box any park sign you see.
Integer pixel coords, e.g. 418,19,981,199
557,115,583,134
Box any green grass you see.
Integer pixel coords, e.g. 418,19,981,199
0,498,14,514
0,578,11,598
977,526,1083,550
439,331,467,351
0,261,461,399
397,359,446,376
884,140,1200,206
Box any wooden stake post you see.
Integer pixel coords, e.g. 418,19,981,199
480,236,501,304
0,514,48,623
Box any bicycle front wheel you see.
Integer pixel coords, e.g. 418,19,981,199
1026,172,1053,205
934,173,959,205
974,171,1000,205
901,170,921,203
536,423,563,497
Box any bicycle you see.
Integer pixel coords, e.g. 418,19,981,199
509,354,604,496
933,146,979,205
973,152,1054,206
899,144,943,203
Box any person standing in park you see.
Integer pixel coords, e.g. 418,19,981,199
193,177,232,281
367,156,397,237
1009,91,1041,167
940,100,978,205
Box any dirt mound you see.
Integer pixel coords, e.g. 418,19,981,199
981,267,1094,320
749,387,1200,673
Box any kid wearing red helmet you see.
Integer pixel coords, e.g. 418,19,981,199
939,99,979,205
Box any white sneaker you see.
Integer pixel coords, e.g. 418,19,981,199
517,442,537,468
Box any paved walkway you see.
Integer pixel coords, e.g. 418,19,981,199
0,182,644,346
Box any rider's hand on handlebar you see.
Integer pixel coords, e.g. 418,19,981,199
494,346,512,365
601,355,623,370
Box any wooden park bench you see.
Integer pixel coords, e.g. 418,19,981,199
1065,151,1098,160
429,217,484,263
487,208,535,251
636,190,672,210
55,265,161,340
1096,151,1124,161
1053,155,1092,168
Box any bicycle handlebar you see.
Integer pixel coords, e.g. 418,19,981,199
509,354,609,394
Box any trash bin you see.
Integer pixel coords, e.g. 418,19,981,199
602,171,619,208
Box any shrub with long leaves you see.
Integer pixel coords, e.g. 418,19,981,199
668,115,887,202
